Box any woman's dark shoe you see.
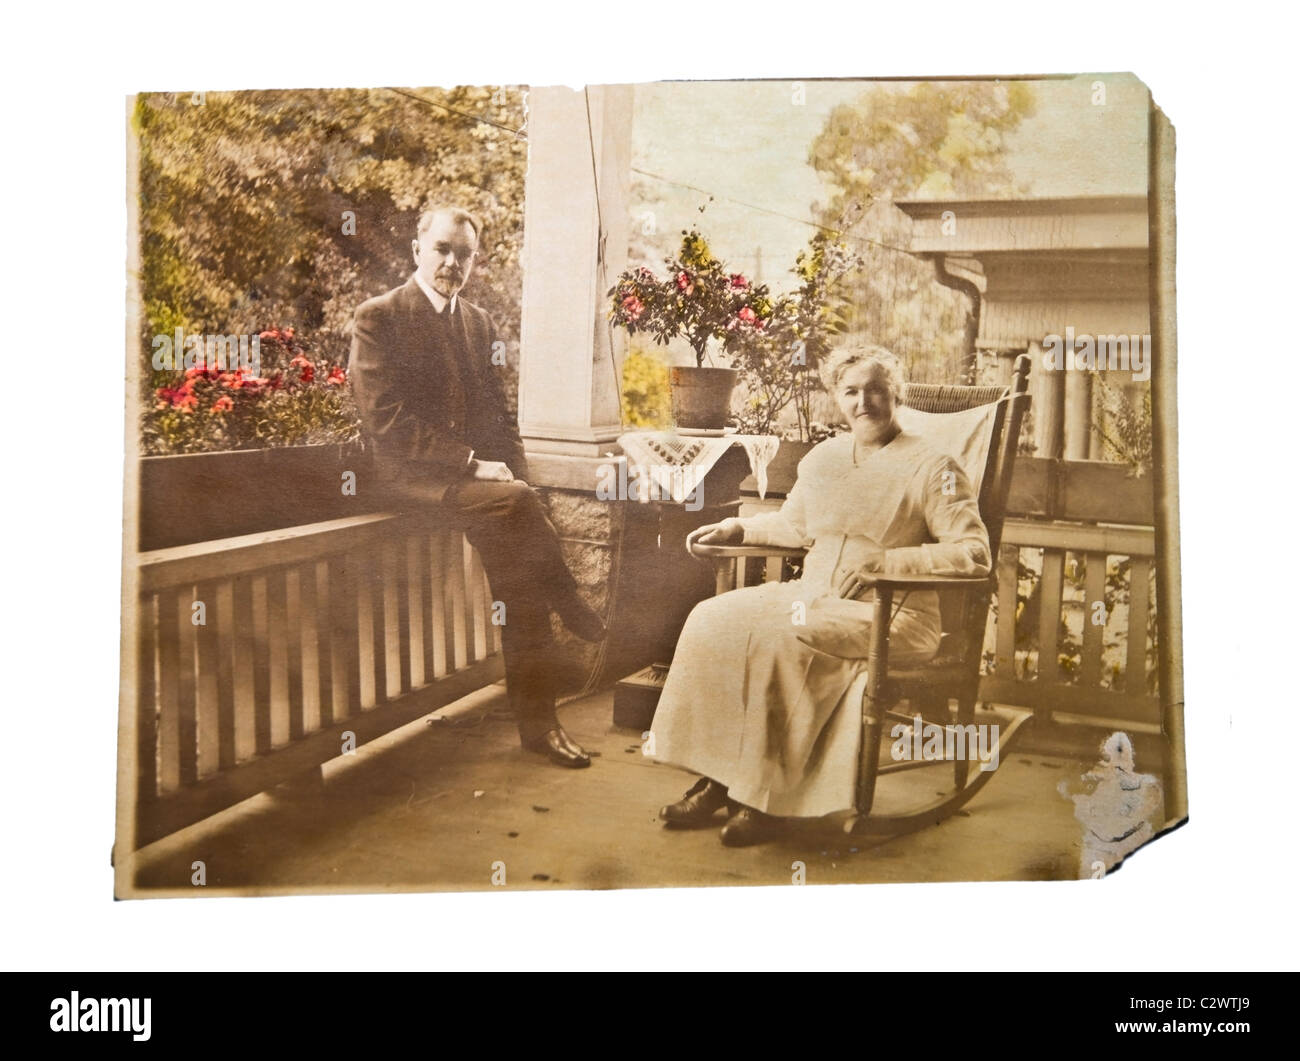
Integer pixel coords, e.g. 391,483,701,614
720,806,779,847
660,777,732,827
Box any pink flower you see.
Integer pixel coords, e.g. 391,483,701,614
326,366,346,386
729,274,749,289
737,306,757,324
621,294,645,321
675,271,695,296
212,395,234,412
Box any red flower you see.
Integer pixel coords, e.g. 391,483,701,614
290,355,315,383
675,271,695,296
326,366,346,386
212,395,234,412
175,393,198,412
621,294,645,322
729,273,749,289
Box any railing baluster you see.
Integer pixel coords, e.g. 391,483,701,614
285,566,305,741
765,555,783,586
297,561,320,733
368,544,389,707
1126,558,1152,696
446,531,468,671
431,532,451,679
462,535,480,664
1037,550,1064,684
136,593,158,809
1080,552,1107,688
405,538,426,686
267,566,290,746
995,543,1018,676
177,586,199,786
393,535,412,695
156,587,181,793
215,581,236,769
469,536,489,662
312,559,334,727
251,575,272,754
329,554,361,719
194,579,221,778
231,574,256,762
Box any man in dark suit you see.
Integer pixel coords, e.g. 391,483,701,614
350,205,605,768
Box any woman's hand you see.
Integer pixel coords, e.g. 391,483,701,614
836,551,886,600
686,518,744,554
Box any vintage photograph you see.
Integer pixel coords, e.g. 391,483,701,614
116,74,1184,897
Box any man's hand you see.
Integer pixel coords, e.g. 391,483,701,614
470,459,515,483
836,552,886,600
686,518,744,554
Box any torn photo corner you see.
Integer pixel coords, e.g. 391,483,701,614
117,73,1183,897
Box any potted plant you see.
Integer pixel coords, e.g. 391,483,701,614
609,230,775,432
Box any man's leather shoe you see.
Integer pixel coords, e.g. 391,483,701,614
553,594,607,643
660,777,732,827
522,728,591,768
720,806,779,847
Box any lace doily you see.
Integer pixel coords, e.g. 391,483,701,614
616,432,781,503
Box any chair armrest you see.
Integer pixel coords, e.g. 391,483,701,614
870,572,993,592
688,543,809,560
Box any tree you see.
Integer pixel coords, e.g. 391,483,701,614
809,81,1036,217
134,86,527,452
807,82,1036,388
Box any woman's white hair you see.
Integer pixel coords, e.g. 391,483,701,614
819,343,906,402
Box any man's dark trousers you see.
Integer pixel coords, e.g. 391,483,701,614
385,476,579,742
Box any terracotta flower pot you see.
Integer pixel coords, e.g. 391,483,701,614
669,366,738,431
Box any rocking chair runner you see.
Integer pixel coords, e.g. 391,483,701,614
690,355,1032,836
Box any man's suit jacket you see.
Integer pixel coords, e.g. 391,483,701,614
349,275,527,503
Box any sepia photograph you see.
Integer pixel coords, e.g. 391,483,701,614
115,72,1185,898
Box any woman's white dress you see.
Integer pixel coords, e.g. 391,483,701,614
650,430,992,818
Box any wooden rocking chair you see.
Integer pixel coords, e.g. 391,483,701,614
690,355,1032,836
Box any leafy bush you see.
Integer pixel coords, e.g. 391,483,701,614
144,328,359,455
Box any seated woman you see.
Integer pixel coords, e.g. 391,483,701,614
650,344,992,846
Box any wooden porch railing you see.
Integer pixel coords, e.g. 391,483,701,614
131,511,503,848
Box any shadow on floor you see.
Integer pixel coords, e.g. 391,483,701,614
129,685,1103,895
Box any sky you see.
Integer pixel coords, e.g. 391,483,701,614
630,74,1150,283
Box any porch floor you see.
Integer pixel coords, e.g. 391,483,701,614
129,684,1105,894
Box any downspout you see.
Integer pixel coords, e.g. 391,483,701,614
931,255,983,383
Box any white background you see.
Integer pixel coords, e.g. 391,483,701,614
0,0,1293,971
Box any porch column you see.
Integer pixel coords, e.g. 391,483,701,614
1029,340,1065,459
1064,368,1093,461
517,85,631,461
